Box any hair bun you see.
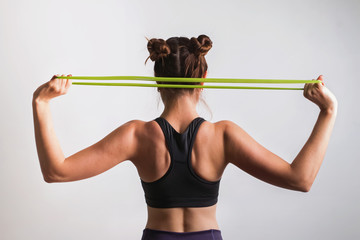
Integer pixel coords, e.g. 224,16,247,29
146,38,171,63
190,34,212,57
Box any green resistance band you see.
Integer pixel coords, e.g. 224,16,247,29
55,76,322,90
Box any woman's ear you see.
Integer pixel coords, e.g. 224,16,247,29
203,71,207,78
200,71,207,89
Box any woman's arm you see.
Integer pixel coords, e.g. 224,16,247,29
32,99,64,182
32,75,138,183
224,75,338,192
224,108,336,192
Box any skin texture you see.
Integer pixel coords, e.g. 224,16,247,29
32,74,337,232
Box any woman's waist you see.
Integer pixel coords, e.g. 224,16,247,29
145,205,219,232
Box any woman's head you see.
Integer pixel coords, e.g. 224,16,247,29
145,35,212,102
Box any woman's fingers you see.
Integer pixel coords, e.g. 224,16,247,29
303,74,337,111
60,75,66,92
317,75,325,86
65,74,72,91
303,81,312,97
52,74,71,94
48,74,71,95
304,77,319,98
33,74,71,102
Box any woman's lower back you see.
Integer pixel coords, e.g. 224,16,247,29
145,205,220,232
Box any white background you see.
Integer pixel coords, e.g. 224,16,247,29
1,0,359,239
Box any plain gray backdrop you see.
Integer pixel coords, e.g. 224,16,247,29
1,0,359,239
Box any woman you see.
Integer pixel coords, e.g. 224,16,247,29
32,35,338,240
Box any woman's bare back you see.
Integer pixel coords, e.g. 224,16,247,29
130,119,228,232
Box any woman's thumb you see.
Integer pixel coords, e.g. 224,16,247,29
317,75,325,86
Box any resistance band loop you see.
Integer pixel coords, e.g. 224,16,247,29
55,76,322,90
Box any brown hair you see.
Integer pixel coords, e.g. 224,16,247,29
145,35,212,101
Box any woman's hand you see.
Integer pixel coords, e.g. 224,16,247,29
33,74,72,103
303,75,338,112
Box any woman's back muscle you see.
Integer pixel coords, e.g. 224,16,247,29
131,119,227,184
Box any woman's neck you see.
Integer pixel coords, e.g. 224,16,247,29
160,95,200,132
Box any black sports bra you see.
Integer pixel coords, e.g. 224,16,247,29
140,117,221,208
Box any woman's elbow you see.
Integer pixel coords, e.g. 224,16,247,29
43,175,59,183
297,183,311,192
287,173,312,192
42,171,63,183
294,178,313,192
43,174,55,183
288,168,314,192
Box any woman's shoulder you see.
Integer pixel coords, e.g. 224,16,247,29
188,119,239,142
124,118,240,138
204,119,238,132
197,120,245,145
123,119,164,139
